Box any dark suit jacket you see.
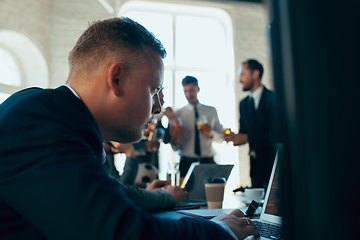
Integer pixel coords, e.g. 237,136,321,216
0,86,233,240
239,86,276,179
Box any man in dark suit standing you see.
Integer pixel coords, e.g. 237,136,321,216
225,59,276,189
0,18,259,240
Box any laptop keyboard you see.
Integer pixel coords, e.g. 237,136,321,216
254,221,282,240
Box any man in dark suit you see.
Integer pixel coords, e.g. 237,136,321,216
0,17,259,239
225,59,276,189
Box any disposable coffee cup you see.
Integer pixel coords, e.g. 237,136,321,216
204,177,226,209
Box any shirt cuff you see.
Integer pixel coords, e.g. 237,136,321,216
210,219,238,240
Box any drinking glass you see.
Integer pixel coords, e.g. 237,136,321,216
222,127,231,136
197,115,207,131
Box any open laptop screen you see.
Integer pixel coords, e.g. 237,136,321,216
181,163,233,201
264,164,281,216
260,151,282,224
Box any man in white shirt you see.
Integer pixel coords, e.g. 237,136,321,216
170,76,223,177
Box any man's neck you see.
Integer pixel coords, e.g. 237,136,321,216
250,83,262,93
190,100,199,106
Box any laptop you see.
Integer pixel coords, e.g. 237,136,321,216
245,151,282,240
175,163,234,209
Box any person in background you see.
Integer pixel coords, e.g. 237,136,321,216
132,116,164,170
131,90,173,188
101,90,187,209
224,59,276,189
103,139,187,211
102,141,137,185
170,76,224,178
0,17,259,240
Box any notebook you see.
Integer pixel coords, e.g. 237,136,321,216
245,151,282,240
175,163,234,209
176,208,235,219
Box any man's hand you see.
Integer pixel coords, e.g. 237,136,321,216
163,107,177,121
169,120,182,145
160,185,189,203
144,139,160,152
223,131,236,142
213,209,260,240
103,142,135,157
110,141,135,157
200,123,213,138
146,180,189,203
223,132,248,146
146,180,168,191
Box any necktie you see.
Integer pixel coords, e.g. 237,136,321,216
194,106,201,156
249,96,256,117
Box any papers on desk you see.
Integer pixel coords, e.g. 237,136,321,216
176,207,248,219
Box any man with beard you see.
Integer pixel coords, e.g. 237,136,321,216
224,59,277,189
0,18,259,240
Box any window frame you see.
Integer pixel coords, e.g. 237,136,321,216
118,1,238,180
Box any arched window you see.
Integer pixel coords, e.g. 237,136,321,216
0,30,48,104
118,1,239,182
0,47,22,103
0,48,21,87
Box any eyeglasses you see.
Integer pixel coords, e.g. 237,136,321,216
155,86,164,95
154,86,164,100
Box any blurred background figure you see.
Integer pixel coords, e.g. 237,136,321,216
170,76,224,180
132,117,163,188
130,89,180,188
102,141,138,185
224,59,276,189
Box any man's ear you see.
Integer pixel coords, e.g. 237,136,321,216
108,63,124,96
252,69,260,80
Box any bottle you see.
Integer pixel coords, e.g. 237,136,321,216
166,162,180,186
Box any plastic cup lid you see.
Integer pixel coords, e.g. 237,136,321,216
204,177,226,184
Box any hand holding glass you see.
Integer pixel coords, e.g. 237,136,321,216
222,127,231,136
152,128,165,142
197,115,207,131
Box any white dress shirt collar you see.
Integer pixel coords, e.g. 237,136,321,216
64,85,81,99
185,102,200,110
248,85,264,110
64,85,106,164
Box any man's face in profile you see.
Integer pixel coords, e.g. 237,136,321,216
183,83,199,105
111,51,164,143
239,64,255,92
